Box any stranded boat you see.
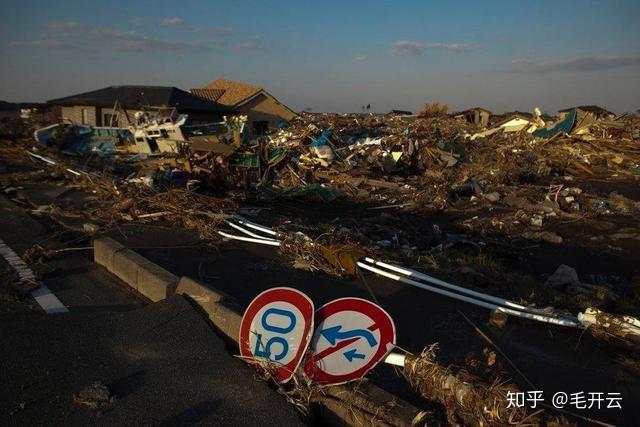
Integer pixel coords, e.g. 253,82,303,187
34,107,246,156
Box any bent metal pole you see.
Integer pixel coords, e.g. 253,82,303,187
364,257,540,314
356,261,581,328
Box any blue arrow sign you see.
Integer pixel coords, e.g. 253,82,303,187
320,325,378,347
343,349,366,362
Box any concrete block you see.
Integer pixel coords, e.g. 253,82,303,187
176,277,225,305
111,249,152,289
319,379,428,426
175,277,243,341
208,302,242,343
207,302,227,337
93,237,125,272
137,262,179,302
223,304,242,341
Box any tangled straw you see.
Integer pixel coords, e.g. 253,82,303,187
403,345,542,426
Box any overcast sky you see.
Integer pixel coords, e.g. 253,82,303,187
1,0,639,113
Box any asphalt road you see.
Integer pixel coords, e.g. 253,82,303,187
0,195,305,426
0,296,304,426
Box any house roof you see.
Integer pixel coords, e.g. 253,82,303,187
492,113,534,128
454,107,492,115
189,88,226,103
501,110,533,118
47,85,230,112
203,79,263,106
558,105,613,115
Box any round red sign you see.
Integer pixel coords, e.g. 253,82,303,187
239,287,314,383
304,297,396,385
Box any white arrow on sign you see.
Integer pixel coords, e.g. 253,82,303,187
304,298,396,385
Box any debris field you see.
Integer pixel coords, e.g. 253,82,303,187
1,104,640,425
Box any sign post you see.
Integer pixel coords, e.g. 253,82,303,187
239,287,314,383
304,297,396,385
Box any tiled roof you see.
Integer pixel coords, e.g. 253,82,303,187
189,88,226,102
204,79,262,106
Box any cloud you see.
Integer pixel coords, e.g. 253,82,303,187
47,21,81,31
392,40,477,55
509,55,640,73
425,43,472,53
392,40,425,56
45,21,87,37
188,26,234,35
8,38,88,52
11,20,238,54
161,17,184,27
234,39,261,50
129,17,145,26
89,28,140,40
115,38,208,52
10,34,214,53
352,54,367,62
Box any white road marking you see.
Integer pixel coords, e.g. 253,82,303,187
0,238,68,313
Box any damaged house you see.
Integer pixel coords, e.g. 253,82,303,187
557,105,619,136
453,107,492,128
48,85,232,127
558,105,616,121
191,79,297,135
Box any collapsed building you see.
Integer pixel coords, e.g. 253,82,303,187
558,105,616,121
452,107,492,128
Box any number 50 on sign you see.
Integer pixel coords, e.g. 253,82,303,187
239,287,314,383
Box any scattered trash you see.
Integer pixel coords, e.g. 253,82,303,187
83,223,100,233
546,264,580,290
489,309,508,328
8,402,27,416
403,345,543,426
522,231,563,244
73,382,117,413
3,101,640,424
483,192,500,202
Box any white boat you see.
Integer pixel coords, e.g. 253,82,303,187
34,106,246,156
126,108,188,154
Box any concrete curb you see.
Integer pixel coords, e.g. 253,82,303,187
175,276,425,426
93,237,425,426
94,238,179,302
93,237,124,272
176,277,243,343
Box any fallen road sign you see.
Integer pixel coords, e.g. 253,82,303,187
304,297,396,385
239,287,314,383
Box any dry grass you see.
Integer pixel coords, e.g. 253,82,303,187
417,102,449,118
404,345,543,426
587,311,640,357
278,227,368,277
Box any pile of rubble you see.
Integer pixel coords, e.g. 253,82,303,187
4,106,639,278
2,105,640,425
180,109,640,213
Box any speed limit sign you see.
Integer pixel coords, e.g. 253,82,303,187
239,287,314,383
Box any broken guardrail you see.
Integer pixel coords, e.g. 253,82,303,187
217,216,640,339
357,258,581,328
